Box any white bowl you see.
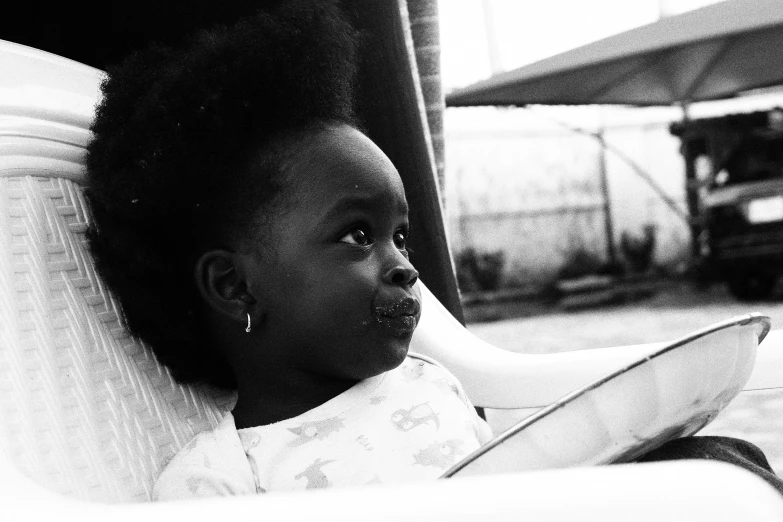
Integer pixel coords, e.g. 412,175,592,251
443,313,771,477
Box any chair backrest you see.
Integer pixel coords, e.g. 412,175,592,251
0,39,234,502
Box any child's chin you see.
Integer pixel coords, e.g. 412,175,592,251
362,341,410,378
386,342,410,368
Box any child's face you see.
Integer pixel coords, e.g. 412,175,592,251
241,124,421,382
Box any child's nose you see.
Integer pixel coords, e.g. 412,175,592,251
383,252,419,288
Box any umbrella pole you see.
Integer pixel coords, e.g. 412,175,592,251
596,123,618,270
679,103,700,258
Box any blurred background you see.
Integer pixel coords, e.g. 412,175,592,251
441,0,783,319
441,0,783,472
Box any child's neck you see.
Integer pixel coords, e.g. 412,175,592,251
231,369,359,429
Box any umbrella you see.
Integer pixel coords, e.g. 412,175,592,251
446,0,783,107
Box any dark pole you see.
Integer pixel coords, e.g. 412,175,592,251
677,103,700,257
596,128,618,269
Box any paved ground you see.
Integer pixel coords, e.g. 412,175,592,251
466,279,783,475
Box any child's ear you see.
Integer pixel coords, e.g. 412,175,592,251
193,249,256,321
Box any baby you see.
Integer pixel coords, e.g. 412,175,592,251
84,0,491,498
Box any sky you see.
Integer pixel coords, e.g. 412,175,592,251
439,0,725,91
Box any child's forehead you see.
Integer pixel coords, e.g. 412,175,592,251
292,124,386,167
269,128,409,227
283,125,405,195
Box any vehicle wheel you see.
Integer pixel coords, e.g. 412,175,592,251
726,272,776,301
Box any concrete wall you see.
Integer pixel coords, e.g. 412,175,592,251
443,106,691,289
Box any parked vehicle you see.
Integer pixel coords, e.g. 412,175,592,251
671,108,783,300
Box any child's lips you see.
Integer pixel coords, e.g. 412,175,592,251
372,297,421,337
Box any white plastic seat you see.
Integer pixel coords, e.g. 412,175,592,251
2,38,783,519
2,451,783,522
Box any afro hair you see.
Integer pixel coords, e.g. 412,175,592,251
85,0,359,388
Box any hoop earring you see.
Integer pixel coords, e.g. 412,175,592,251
245,312,252,333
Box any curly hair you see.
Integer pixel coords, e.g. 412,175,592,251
85,0,359,389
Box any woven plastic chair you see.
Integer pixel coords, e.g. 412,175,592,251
3,39,783,521
0,40,238,502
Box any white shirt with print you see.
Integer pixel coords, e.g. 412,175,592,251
154,354,493,499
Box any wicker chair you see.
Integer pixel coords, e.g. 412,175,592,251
2,39,783,521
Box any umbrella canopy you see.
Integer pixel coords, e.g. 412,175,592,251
446,0,783,107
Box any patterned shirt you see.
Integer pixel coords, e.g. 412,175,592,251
154,354,493,499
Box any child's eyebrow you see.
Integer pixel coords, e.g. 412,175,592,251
319,195,409,224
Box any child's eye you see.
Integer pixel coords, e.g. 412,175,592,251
340,228,370,246
393,230,407,251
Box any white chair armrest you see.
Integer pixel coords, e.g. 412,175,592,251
747,329,783,390
412,282,779,409
3,450,781,522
